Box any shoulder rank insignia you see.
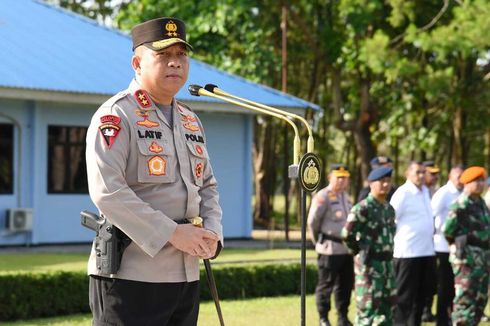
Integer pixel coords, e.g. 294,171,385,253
149,141,163,154
148,156,166,176
99,115,121,149
134,89,152,109
135,109,160,128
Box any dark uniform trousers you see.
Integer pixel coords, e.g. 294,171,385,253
435,252,454,326
315,254,354,319
90,275,199,326
394,256,435,326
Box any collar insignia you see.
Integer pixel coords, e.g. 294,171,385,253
134,89,152,109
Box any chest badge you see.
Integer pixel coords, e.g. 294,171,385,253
195,163,203,178
181,114,197,122
335,210,343,220
148,156,166,176
195,144,204,156
99,115,121,149
135,109,160,128
149,141,163,154
183,122,200,132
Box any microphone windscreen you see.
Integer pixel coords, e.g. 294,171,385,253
204,84,218,93
188,84,203,96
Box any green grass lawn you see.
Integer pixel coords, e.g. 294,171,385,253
4,294,490,326
0,249,317,274
0,295,337,326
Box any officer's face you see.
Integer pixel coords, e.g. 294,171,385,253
464,177,486,196
424,171,439,187
370,176,392,198
133,44,189,103
329,175,348,192
406,163,425,188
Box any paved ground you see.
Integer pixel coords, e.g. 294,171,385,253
0,230,313,253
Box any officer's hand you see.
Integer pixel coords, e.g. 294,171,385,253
200,237,219,259
169,224,219,257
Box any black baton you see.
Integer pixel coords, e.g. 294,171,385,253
188,217,225,326
204,258,225,326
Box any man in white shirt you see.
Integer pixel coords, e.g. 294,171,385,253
390,161,435,326
432,166,463,326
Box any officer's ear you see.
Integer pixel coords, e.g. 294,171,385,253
131,55,141,74
131,47,144,74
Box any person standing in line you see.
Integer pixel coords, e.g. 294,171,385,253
342,166,397,326
431,166,463,326
443,166,489,326
357,156,397,202
308,164,354,326
85,17,223,326
420,160,440,323
390,161,435,326
423,160,441,198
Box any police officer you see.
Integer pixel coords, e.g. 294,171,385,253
85,17,222,326
308,164,354,326
421,160,440,323
443,166,489,326
342,166,397,326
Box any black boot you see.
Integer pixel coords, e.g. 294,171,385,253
421,306,435,322
337,316,353,326
319,317,331,326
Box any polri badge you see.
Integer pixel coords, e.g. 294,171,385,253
99,115,121,149
298,153,321,192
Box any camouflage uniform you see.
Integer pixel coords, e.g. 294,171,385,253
443,193,490,326
341,194,397,326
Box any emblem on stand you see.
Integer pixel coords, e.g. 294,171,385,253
298,153,321,192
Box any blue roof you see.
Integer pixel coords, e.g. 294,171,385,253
0,0,319,110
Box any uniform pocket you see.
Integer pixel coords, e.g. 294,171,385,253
186,142,207,187
136,139,175,184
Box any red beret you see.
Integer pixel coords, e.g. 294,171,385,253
459,166,486,184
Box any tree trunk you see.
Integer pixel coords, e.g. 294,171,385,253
253,117,275,226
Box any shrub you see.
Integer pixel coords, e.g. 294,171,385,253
0,263,317,321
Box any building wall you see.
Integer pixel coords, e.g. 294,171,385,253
0,99,253,245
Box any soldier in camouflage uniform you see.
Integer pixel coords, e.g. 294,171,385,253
342,166,397,326
443,166,490,326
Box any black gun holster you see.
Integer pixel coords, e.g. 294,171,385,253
80,210,131,275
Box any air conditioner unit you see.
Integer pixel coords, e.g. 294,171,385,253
6,208,33,232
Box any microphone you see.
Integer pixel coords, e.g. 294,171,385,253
188,84,301,165
204,84,315,153
188,84,203,96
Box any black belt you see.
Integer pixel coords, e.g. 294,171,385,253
368,252,392,261
468,236,490,250
319,233,343,243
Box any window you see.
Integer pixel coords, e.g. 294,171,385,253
0,123,14,194
48,126,88,193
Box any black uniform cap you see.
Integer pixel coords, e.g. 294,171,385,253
131,17,193,51
367,166,393,182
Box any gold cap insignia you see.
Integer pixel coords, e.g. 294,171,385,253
165,20,179,37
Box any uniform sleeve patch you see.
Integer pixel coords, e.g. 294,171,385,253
99,115,121,149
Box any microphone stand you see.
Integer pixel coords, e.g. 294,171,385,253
189,85,321,325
